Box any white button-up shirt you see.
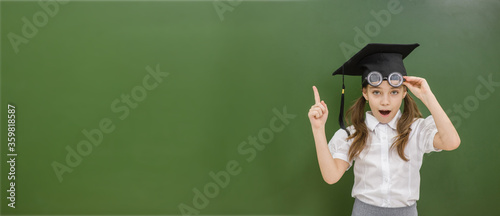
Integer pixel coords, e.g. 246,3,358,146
328,110,441,207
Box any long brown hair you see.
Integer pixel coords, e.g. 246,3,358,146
345,86,422,162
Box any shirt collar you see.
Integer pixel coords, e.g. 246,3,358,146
365,109,402,131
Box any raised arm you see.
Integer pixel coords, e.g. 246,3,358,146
308,86,349,184
403,76,461,151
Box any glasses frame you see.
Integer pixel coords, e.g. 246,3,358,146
365,71,405,87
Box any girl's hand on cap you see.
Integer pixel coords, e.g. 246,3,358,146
403,76,433,101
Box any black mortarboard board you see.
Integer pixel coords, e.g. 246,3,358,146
332,43,419,135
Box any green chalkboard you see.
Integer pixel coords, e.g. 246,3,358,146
1,0,499,215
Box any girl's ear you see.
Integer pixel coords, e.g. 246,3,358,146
362,87,368,101
403,86,408,99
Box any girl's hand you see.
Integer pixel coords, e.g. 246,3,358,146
308,86,329,130
403,76,433,101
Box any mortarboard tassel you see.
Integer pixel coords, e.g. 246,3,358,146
339,66,351,136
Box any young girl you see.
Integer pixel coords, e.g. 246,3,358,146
308,43,460,216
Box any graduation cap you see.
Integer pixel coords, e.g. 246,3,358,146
332,43,420,135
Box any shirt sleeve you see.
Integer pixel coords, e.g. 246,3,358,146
416,115,442,153
327,128,354,170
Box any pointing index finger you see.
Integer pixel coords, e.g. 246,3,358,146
313,86,321,104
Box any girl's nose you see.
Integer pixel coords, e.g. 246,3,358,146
381,95,390,106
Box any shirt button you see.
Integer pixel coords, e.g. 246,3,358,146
384,177,389,182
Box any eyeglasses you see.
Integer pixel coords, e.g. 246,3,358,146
365,71,405,87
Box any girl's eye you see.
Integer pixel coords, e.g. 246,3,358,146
391,91,399,95
373,91,380,95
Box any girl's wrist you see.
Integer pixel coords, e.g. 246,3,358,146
421,91,437,106
312,125,326,133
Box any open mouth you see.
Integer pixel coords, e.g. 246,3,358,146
379,110,391,116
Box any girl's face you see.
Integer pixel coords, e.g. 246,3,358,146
362,81,407,123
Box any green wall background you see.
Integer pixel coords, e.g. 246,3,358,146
1,0,499,215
